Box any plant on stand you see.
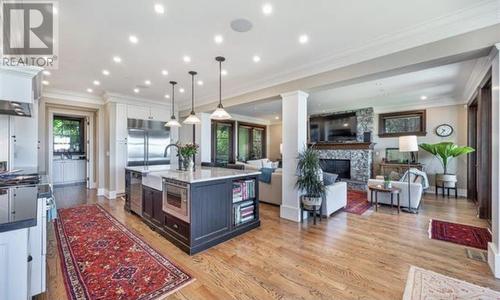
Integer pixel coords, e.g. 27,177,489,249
295,147,326,209
419,142,474,187
177,143,199,171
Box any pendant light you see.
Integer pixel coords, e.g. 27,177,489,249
165,81,181,127
183,71,201,124
210,56,232,120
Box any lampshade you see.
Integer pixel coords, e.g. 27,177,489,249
210,104,232,120
166,118,181,127
183,112,201,124
399,135,418,152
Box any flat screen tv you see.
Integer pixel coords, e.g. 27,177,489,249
309,112,357,142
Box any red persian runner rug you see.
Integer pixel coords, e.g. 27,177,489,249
345,190,371,215
429,219,491,250
54,205,194,300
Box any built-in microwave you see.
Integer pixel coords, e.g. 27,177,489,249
162,179,190,223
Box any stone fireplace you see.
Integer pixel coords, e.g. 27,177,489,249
320,159,351,179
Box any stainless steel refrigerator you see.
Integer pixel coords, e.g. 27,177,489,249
127,119,171,167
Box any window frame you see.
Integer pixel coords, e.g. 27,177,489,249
53,116,86,154
211,120,235,164
237,122,267,162
378,109,427,138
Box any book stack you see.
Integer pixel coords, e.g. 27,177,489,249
234,200,255,225
232,180,255,203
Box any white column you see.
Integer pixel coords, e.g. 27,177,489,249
489,44,500,277
195,112,212,164
280,91,308,222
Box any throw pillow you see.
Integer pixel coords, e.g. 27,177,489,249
323,172,338,186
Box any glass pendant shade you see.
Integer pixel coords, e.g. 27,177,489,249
166,116,181,127
183,112,201,124
211,56,232,120
210,104,232,120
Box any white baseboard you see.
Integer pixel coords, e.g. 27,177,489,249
280,205,302,222
488,242,500,278
97,188,105,196
104,190,117,200
424,186,467,197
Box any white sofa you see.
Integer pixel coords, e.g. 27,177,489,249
321,181,347,217
367,179,423,209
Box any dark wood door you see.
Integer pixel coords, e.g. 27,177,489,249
467,101,478,204
477,80,492,220
142,187,154,220
152,189,164,225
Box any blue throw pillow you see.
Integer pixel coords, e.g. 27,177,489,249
323,172,338,186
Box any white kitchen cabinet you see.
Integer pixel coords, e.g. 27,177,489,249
52,160,86,185
0,228,29,300
116,103,128,142
149,107,170,122
127,105,151,120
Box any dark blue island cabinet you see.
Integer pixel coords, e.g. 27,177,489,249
131,171,260,255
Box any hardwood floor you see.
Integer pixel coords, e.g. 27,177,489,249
40,186,500,299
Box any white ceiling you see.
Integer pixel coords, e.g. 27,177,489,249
44,0,497,109
227,58,482,121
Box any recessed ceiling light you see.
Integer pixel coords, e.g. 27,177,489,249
42,80,49,85
154,3,165,14
253,55,261,63
221,69,228,76
113,56,122,63
144,80,151,86
42,70,51,76
164,94,170,99
179,88,185,93
161,70,168,76
133,88,140,93
262,3,273,15
102,69,110,76
274,116,279,120
183,55,191,63
420,95,428,100
86,88,93,93
129,35,139,44
93,80,100,86
214,34,223,44
299,34,309,44
197,80,204,86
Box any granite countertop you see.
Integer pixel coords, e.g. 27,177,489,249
125,165,172,174
0,186,38,233
156,166,261,184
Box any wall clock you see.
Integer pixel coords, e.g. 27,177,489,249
435,124,453,137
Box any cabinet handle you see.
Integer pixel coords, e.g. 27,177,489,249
173,224,179,229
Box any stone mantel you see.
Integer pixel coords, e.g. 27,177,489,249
308,142,376,150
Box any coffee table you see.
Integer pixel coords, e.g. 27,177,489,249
368,185,401,213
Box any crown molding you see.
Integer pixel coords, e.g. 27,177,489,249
103,92,168,108
191,0,500,109
42,88,104,105
0,65,43,78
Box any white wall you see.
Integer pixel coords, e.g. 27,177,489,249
373,104,468,193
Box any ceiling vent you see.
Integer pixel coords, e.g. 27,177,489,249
230,19,253,33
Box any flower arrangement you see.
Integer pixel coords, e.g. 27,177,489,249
177,142,199,158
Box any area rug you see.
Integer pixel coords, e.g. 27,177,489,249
429,219,491,250
54,204,194,300
345,190,372,215
403,265,500,299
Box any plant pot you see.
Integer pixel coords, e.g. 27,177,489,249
301,195,322,209
436,173,457,188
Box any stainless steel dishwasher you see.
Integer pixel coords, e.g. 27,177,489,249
130,172,143,216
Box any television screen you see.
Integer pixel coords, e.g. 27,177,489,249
309,112,357,142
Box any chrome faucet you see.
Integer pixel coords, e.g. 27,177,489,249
164,143,183,170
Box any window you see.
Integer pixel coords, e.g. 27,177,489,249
237,123,266,161
378,110,426,137
53,116,85,153
211,121,235,164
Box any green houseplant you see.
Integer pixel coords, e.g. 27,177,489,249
295,147,326,208
419,142,474,187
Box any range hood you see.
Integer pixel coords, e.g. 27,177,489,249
0,67,42,117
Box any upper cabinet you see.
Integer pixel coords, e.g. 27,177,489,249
127,105,169,122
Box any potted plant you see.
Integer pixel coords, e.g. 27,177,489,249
177,142,199,171
419,142,474,187
295,147,326,209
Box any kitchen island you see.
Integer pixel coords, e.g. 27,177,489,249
125,166,261,255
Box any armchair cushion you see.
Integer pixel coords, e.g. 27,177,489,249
321,181,347,217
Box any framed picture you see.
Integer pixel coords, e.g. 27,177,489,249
378,110,427,137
